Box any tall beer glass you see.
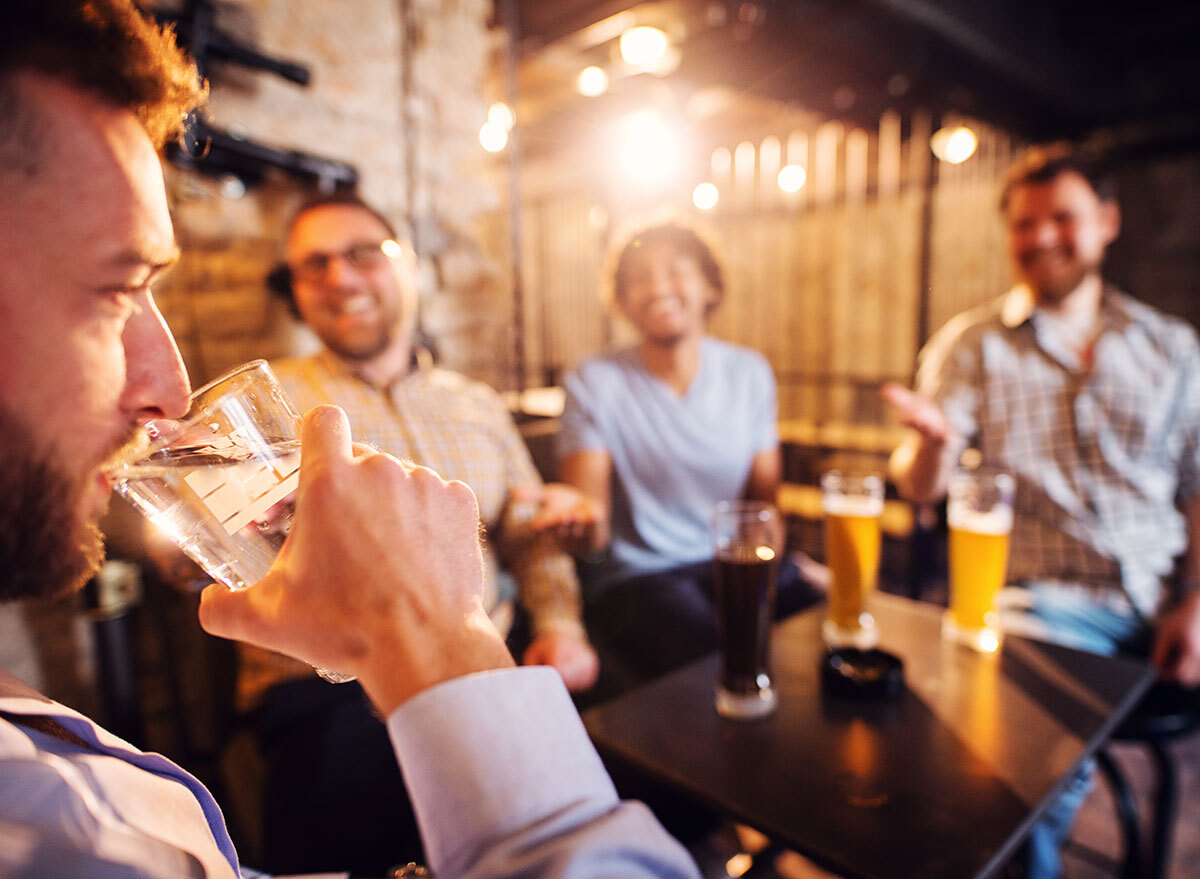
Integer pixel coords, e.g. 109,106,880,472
712,500,784,720
108,360,353,682
943,467,1014,652
821,471,883,648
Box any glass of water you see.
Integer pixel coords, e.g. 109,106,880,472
108,359,353,683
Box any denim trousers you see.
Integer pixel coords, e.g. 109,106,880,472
1004,581,1149,879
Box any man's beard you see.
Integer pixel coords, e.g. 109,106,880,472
327,324,394,362
0,407,109,602
1021,248,1101,305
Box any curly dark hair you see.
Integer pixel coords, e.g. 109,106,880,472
609,222,726,316
0,0,205,168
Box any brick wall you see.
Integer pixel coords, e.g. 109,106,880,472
153,0,511,388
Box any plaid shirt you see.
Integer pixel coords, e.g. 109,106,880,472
917,284,1200,617
238,349,583,707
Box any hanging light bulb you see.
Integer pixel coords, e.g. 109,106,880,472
619,26,669,67
930,126,978,164
487,102,515,131
577,66,609,97
777,164,807,193
692,182,719,210
479,120,508,153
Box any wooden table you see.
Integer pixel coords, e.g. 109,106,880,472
583,592,1155,879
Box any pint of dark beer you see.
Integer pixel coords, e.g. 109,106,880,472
712,500,784,720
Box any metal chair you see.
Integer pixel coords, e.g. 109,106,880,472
1096,682,1200,879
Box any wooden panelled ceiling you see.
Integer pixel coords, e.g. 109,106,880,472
510,0,1200,154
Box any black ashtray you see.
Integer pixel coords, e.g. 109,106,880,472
820,647,905,700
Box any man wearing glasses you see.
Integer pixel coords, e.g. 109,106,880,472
240,193,600,874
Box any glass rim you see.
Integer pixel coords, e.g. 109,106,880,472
713,499,778,519
820,469,884,494
107,359,287,472
188,358,272,404
950,464,1015,490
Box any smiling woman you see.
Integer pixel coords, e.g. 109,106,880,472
554,221,821,701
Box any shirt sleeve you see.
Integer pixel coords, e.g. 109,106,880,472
914,315,984,445
1171,325,1200,501
558,368,608,458
387,667,700,879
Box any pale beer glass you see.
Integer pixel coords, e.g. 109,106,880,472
108,360,354,682
821,471,883,648
943,467,1015,652
711,500,784,720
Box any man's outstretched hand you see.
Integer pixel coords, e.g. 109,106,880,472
880,382,957,445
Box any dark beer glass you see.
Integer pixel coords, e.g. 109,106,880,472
712,500,784,720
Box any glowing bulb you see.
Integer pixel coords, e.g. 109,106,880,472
487,102,514,131
755,545,776,562
726,854,753,878
619,26,668,67
930,125,978,164
777,164,807,193
577,66,609,97
692,182,719,210
380,239,406,259
479,120,508,152
615,109,680,184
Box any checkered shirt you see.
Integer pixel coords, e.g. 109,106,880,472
917,284,1200,617
237,349,584,707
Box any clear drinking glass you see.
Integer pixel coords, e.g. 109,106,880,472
108,360,354,683
943,466,1014,653
821,470,884,649
712,500,784,720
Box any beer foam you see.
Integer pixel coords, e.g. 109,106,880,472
948,503,1013,534
822,494,883,517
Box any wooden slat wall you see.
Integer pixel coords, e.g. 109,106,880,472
519,192,608,385
927,115,1016,334
518,111,1018,424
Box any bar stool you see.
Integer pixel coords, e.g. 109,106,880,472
1096,682,1200,879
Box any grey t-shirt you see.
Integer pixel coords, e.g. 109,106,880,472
559,336,778,588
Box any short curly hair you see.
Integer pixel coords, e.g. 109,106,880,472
0,0,205,172
609,222,726,317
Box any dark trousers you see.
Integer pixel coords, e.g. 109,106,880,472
580,556,820,707
252,618,538,877
253,677,425,878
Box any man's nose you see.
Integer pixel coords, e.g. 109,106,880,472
1029,219,1060,249
120,292,191,421
320,254,362,289
646,268,673,294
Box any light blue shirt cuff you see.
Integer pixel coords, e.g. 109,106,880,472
386,666,619,869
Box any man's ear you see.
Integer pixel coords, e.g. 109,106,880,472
266,264,300,318
1100,199,1121,246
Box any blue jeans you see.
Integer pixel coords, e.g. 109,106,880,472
1009,581,1150,879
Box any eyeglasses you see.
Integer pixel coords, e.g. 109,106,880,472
289,240,402,284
